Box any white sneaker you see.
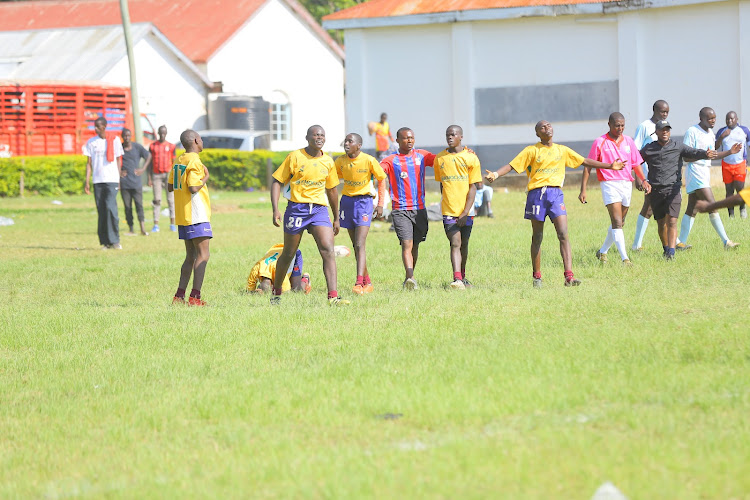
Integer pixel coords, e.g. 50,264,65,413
741,208,748,219
725,240,740,250
450,279,466,290
403,277,418,290
111,243,122,250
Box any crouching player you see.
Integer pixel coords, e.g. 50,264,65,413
434,125,482,289
246,243,311,294
168,129,211,306
270,124,349,306
485,120,623,288
335,133,387,295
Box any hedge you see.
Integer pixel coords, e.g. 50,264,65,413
0,149,294,197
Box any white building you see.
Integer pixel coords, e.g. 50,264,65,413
324,0,750,160
0,24,212,142
0,0,345,151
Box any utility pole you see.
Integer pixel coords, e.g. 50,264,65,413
119,0,142,141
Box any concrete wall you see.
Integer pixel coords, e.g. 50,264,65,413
343,0,747,168
207,0,345,152
103,35,208,145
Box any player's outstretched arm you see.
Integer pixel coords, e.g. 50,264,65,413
375,178,387,220
485,164,512,183
695,194,744,213
578,166,592,204
326,187,340,236
271,179,283,227
582,158,624,170
714,142,743,159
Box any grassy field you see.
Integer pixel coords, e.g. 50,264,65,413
1,186,749,499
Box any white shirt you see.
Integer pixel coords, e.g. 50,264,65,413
683,124,715,193
83,135,124,184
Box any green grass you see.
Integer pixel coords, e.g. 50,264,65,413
1,187,749,499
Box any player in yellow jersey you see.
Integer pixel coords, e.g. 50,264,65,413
167,130,211,306
335,133,387,295
434,125,483,290
485,120,623,288
246,243,311,294
695,187,750,214
270,125,349,306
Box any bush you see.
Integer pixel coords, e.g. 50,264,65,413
0,149,294,197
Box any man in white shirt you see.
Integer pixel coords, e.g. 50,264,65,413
83,117,125,249
677,107,739,250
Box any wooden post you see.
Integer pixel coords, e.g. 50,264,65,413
266,157,273,190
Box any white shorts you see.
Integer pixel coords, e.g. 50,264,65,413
600,180,632,207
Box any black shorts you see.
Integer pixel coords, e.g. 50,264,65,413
392,209,429,243
444,218,473,241
650,184,682,220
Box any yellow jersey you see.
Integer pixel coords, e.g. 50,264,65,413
740,187,750,205
168,152,211,226
335,152,386,197
434,147,482,217
246,244,293,292
374,122,392,152
509,143,584,191
273,149,338,206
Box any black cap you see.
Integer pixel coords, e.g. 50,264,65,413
655,120,671,131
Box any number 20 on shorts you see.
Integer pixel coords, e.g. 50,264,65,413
286,216,303,229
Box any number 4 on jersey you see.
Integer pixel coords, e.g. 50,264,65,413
172,164,187,190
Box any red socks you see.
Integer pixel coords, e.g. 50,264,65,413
328,291,338,299
363,275,371,285
563,270,574,281
356,275,364,286
190,289,201,299
175,288,186,298
533,271,542,279
454,271,462,280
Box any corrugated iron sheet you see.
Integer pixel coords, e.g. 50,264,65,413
0,24,152,81
324,0,617,20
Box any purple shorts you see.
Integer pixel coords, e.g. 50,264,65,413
443,215,473,239
525,187,567,221
178,222,213,240
284,201,332,234
339,195,373,229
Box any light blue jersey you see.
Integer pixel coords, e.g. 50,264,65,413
683,124,715,193
715,125,750,164
633,119,656,178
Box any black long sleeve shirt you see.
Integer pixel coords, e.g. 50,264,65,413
640,139,708,187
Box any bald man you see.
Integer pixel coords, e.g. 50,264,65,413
677,107,740,250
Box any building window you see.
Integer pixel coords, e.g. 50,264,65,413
270,91,290,141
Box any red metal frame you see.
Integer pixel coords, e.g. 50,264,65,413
0,82,137,156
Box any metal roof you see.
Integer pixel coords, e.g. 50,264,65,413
322,0,725,28
0,23,213,86
0,0,344,63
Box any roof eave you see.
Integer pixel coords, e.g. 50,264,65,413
322,0,726,30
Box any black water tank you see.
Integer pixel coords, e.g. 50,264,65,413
208,94,271,131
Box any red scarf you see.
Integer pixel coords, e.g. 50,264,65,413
105,132,118,163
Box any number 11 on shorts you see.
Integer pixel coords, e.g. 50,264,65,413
532,204,541,215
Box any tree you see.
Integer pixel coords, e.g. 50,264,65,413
298,0,368,44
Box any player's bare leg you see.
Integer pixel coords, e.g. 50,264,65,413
273,232,303,294
309,225,337,294
348,225,370,279
179,241,195,289
552,214,579,286
530,219,544,282
190,237,211,292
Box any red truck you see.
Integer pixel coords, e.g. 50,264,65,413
0,80,155,157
